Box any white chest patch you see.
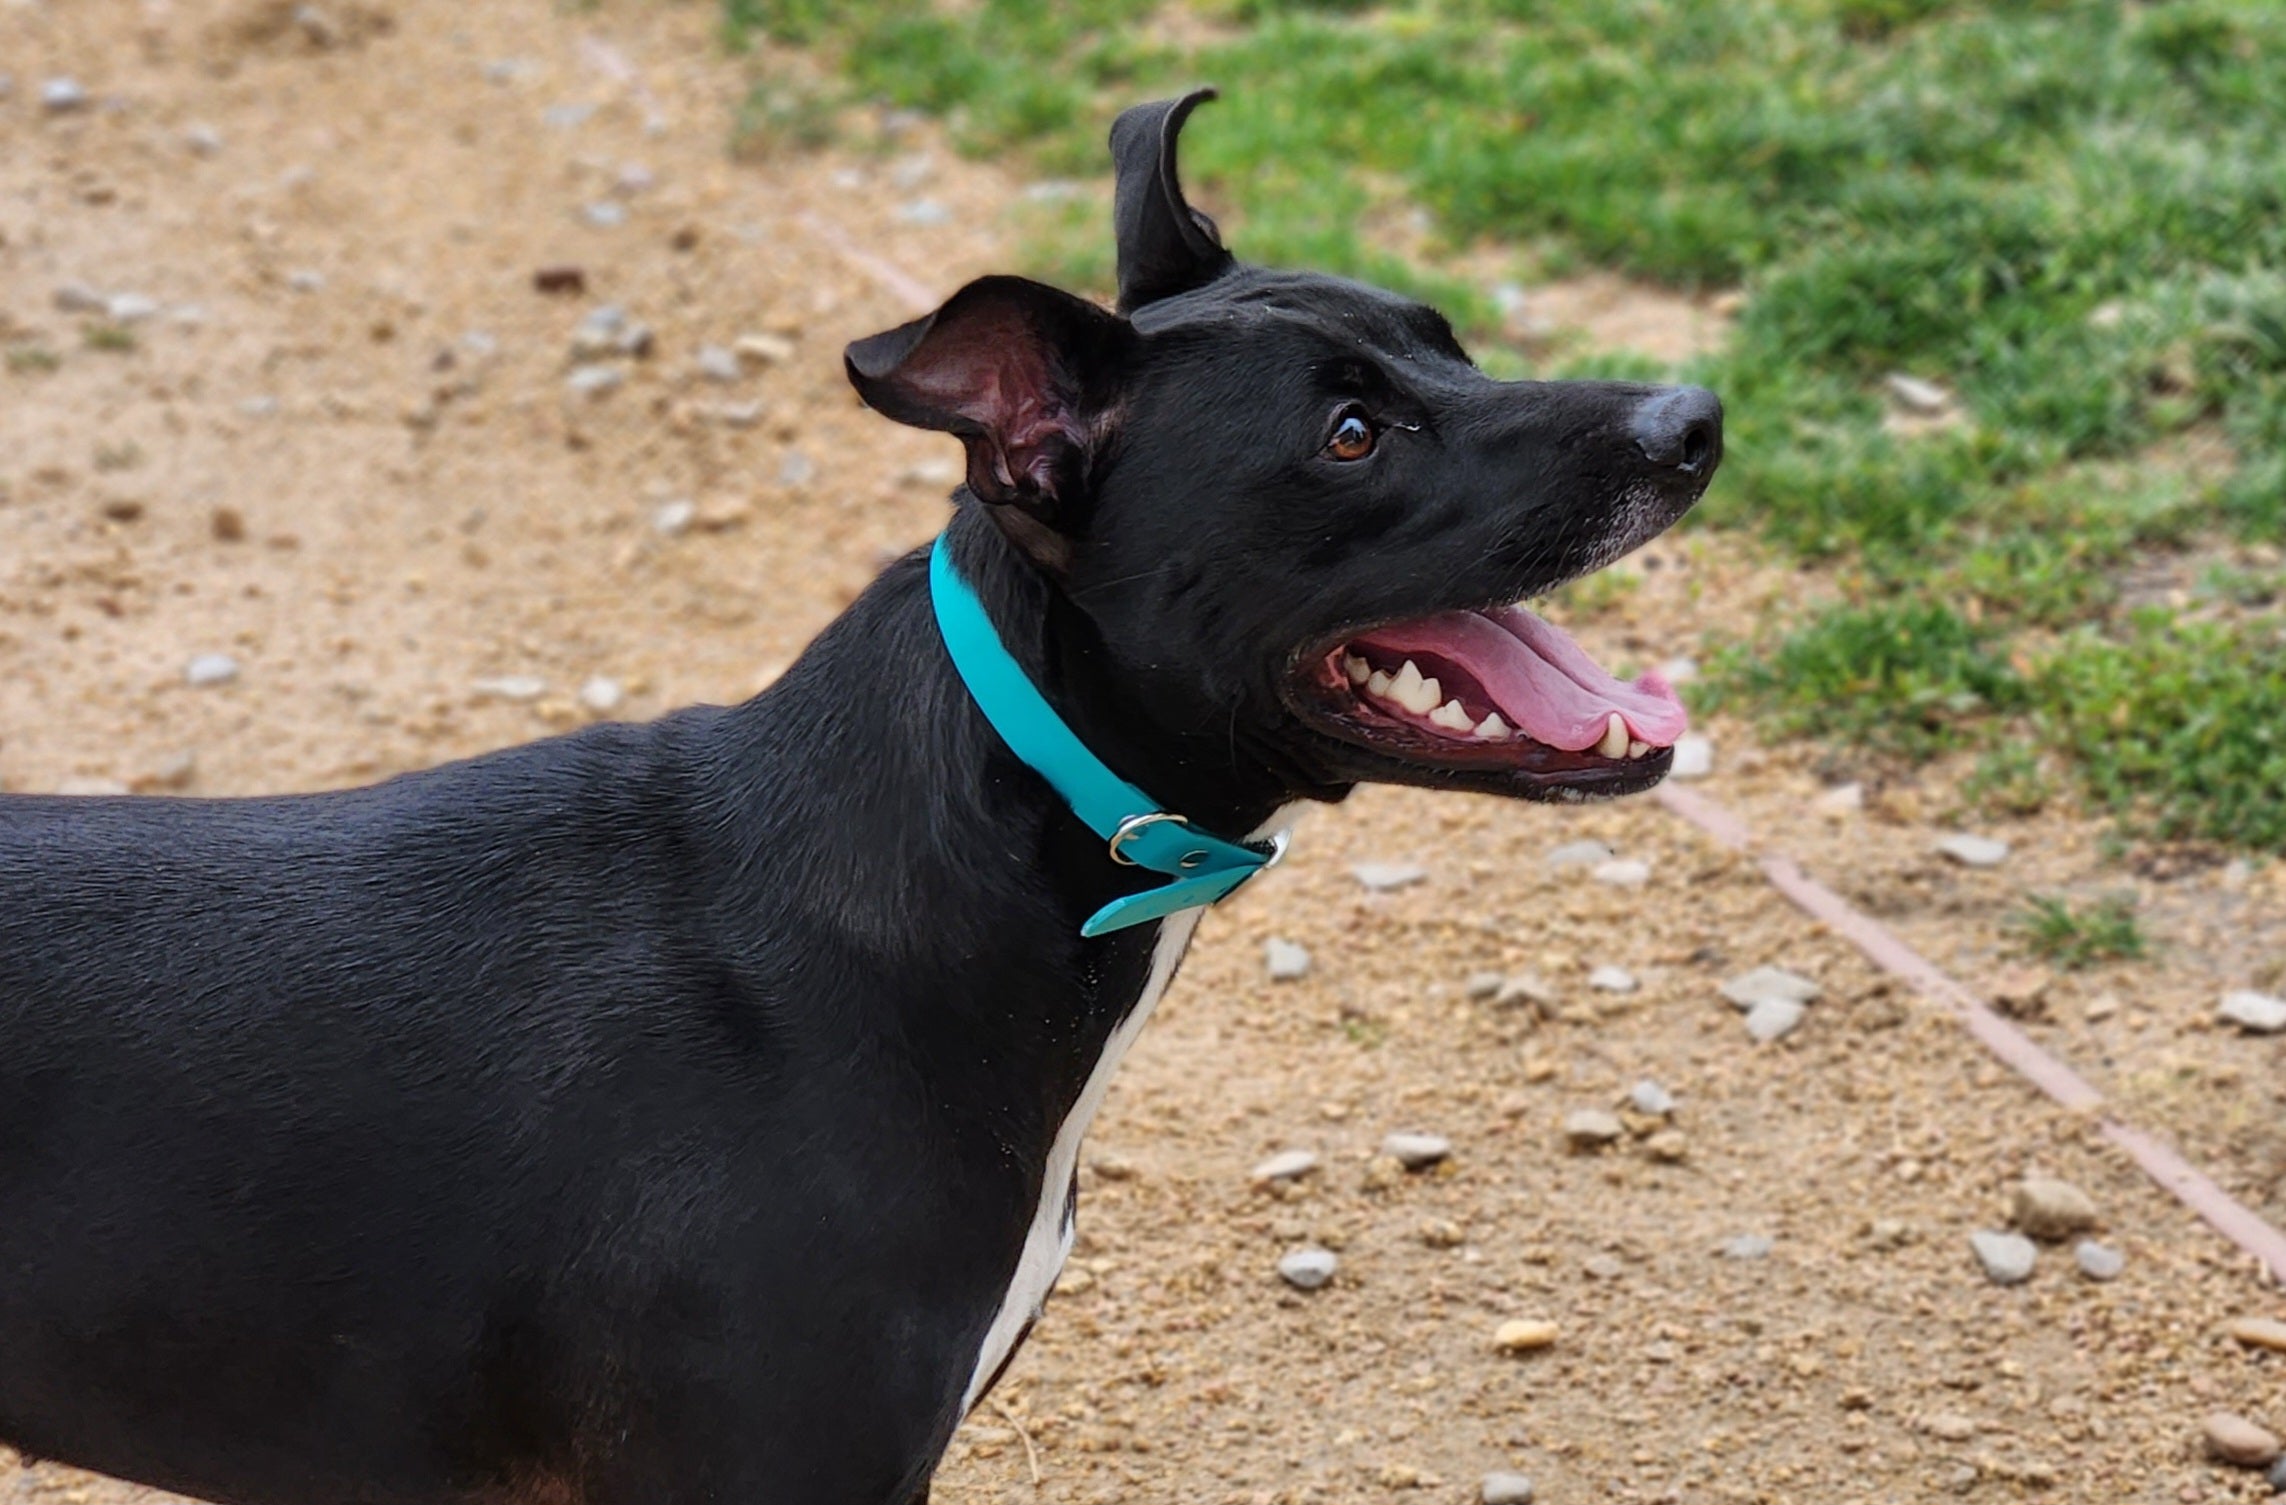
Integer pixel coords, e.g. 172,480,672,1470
958,908,1201,1413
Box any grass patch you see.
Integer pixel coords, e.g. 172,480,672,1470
82,324,137,354
736,0,2286,850
2012,893,2148,971
5,345,61,374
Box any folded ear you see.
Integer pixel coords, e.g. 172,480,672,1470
1109,88,1233,312
845,276,1133,536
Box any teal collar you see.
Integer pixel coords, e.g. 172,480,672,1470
929,533,1283,938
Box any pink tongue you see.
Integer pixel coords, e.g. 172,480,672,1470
1353,607,1689,752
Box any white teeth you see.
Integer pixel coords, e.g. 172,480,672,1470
1596,713,1629,759
1367,670,1392,698
1477,712,1511,741
1628,739,1650,760
1344,653,1371,686
1430,698,1474,732
1391,660,1442,716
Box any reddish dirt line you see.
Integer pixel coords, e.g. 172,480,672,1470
1658,783,2286,1284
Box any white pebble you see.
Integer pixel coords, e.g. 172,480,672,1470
1935,833,2011,868
1969,1229,2036,1285
1743,997,1806,1043
1249,1149,1319,1185
472,675,546,702
1351,861,1427,892
1380,1132,1451,1170
1668,733,1714,780
42,77,89,113
577,677,623,714
1588,966,1639,994
1276,1246,1337,1291
1628,1080,1675,1117
2219,990,2286,1035
1590,858,1650,887
1721,965,1821,1010
184,653,240,687
1264,938,1311,981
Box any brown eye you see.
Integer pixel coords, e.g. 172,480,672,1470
1326,410,1377,462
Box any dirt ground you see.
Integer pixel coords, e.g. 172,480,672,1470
4,3,2285,1502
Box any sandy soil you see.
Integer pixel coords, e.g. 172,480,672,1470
4,3,2284,1503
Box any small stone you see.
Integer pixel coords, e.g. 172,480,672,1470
1587,966,1638,994
2012,1177,2098,1242
1250,1149,1319,1185
211,506,247,542
1352,861,1428,892
581,200,628,229
2220,991,2286,1035
736,332,798,367
2074,1239,2125,1282
778,451,816,488
135,751,197,791
533,266,588,296
2204,1411,2283,1469
695,344,742,383
1722,966,1821,1010
1264,938,1311,981
2225,1316,2286,1354
1816,782,1864,815
1969,1230,2036,1286
1885,372,1953,414
1380,1132,1451,1170
1668,733,1713,780
184,123,224,156
1464,971,1506,1000
2267,1454,2286,1491
1721,1234,1773,1260
577,677,624,714
1590,858,1650,887
42,77,89,114
1644,1129,1689,1163
1582,1253,1624,1280
1089,1150,1137,1182
293,4,340,45
1493,973,1556,1011
105,293,161,324
1479,1471,1535,1505
566,364,623,398
2083,994,2121,1023
614,162,656,195
1492,1318,1559,1353
54,282,107,313
1743,997,1806,1043
472,675,546,702
184,653,239,687
1276,1246,1337,1291
653,498,696,536
1563,1109,1624,1150
1544,839,1614,870
1925,1413,1977,1443
287,270,325,294
1935,832,2010,867
58,777,131,797
897,198,951,226
1628,1080,1675,1117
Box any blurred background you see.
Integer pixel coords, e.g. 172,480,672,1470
3,2,2284,1501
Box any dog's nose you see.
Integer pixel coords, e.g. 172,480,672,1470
1631,385,1723,476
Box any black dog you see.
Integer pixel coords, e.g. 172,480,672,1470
0,92,1718,1505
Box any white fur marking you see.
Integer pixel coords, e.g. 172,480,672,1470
958,806,1303,1413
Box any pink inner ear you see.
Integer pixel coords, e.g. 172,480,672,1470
902,311,1079,495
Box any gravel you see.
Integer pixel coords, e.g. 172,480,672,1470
1249,1149,1319,1185
1934,833,2011,868
184,653,240,687
1380,1132,1452,1170
577,677,623,714
2219,991,2286,1035
1276,1246,1337,1291
1544,839,1615,870
2011,1177,2098,1241
1969,1230,2037,1286
472,675,546,701
1722,966,1821,1010
1668,733,1713,779
1587,965,1638,993
565,364,623,397
653,498,696,535
1721,1234,1774,1260
1480,1472,1535,1505
1492,1318,1559,1353
1743,998,1807,1043
2074,1240,2126,1282
2268,1455,2286,1492
42,77,89,113
1563,1109,1624,1150
1628,1079,1676,1117
1351,861,1427,892
1590,857,1650,887
2225,1317,2286,1354
695,344,742,383
105,293,160,324
2204,1411,2282,1469
1264,938,1311,981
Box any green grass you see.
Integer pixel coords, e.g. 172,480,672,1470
2012,893,2148,971
729,0,2286,851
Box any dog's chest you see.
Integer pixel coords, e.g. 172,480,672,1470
958,909,1203,1412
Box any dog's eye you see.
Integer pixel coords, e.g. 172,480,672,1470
1326,409,1377,462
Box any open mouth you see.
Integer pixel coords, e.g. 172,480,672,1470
1294,602,1688,793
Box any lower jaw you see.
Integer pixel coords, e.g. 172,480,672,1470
1292,708,1674,798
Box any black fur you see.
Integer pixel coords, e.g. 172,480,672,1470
0,93,1720,1505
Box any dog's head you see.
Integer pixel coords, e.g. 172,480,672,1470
847,90,1720,810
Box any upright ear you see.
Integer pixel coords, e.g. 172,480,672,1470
1109,88,1233,312
845,275,1131,535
